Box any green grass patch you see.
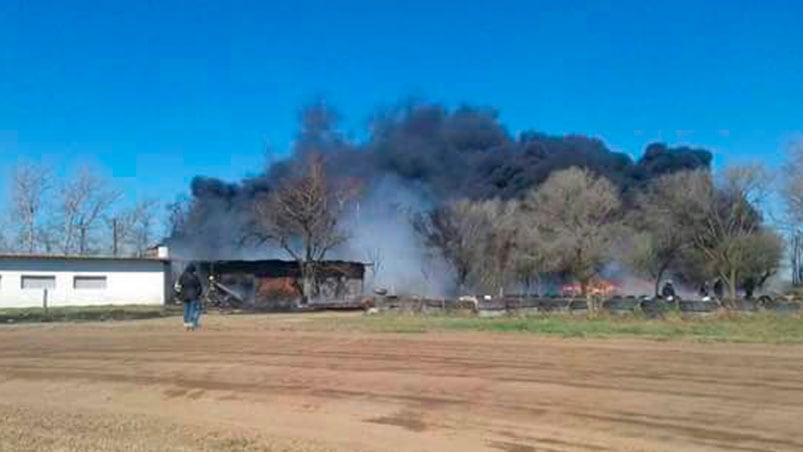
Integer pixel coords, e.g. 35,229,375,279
308,312,803,343
0,304,180,324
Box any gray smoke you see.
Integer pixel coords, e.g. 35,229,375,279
335,176,452,296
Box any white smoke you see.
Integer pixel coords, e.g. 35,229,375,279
168,176,456,297
335,176,453,297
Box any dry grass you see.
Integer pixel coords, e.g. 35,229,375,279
306,311,803,343
0,304,178,324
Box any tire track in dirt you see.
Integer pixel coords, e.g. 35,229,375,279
0,316,801,451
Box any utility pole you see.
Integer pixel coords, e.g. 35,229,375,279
112,218,119,256
79,228,87,255
795,231,802,287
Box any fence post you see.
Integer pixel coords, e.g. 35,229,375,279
42,288,49,318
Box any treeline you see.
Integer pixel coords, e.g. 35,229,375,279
3,163,161,257
416,164,792,305
243,148,800,305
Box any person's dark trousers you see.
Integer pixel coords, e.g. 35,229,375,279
182,301,192,327
189,299,202,329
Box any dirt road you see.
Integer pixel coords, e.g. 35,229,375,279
0,314,801,451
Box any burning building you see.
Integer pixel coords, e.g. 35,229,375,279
195,259,367,310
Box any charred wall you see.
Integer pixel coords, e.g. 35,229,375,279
198,260,366,309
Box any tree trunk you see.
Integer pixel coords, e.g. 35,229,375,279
79,228,87,255
728,268,738,307
654,263,669,297
300,260,319,303
300,261,312,302
302,276,312,302
26,223,35,253
63,220,74,255
580,278,594,315
792,232,801,287
112,219,119,256
457,269,469,295
24,202,38,253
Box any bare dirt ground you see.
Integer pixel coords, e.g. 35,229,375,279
0,313,802,451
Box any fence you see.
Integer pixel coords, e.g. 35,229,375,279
372,295,801,318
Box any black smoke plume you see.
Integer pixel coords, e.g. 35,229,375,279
169,100,712,264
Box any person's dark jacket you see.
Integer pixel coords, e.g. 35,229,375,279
177,271,202,302
713,280,724,299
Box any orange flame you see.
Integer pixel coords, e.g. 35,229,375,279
561,279,619,297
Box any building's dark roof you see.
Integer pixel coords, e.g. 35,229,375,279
0,254,169,263
198,259,367,279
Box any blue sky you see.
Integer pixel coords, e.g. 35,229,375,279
1,0,801,208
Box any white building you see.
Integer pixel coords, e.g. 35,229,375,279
0,255,170,308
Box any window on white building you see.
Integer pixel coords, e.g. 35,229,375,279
21,275,56,290
73,276,108,290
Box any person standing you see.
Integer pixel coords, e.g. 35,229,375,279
713,279,724,300
661,280,676,299
698,281,710,298
176,263,203,331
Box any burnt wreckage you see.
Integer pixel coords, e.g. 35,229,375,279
195,260,367,310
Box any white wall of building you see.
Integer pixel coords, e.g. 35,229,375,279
0,257,169,308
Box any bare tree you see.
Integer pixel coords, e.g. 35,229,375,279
416,199,525,296
621,230,664,293
165,195,191,238
414,200,488,294
624,171,702,295
59,167,122,255
364,246,383,288
513,227,549,296
780,142,803,286
253,154,357,299
674,165,779,303
106,198,159,256
9,162,52,253
472,200,520,296
739,230,784,298
509,199,551,296
38,225,59,254
129,198,160,256
0,219,10,253
524,167,622,311
108,213,133,256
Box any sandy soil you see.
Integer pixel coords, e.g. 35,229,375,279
0,313,801,451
